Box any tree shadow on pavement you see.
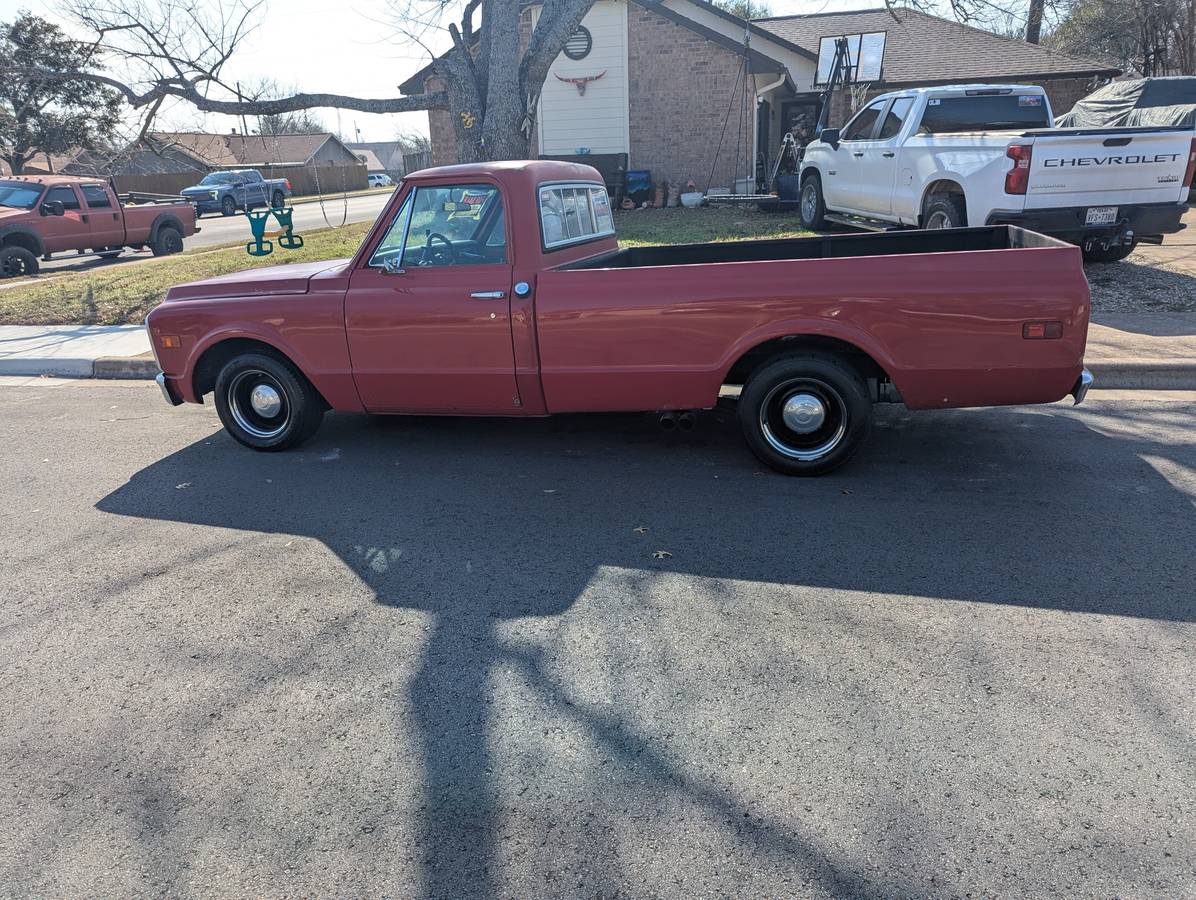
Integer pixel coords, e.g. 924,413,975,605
94,403,1196,894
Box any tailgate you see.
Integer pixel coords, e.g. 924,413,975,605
1022,126,1193,208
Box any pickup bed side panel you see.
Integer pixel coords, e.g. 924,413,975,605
534,246,1089,412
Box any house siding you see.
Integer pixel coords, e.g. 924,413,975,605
627,2,754,190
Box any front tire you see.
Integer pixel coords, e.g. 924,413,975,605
738,353,873,475
214,352,324,451
799,173,827,230
0,245,39,278
221,195,237,217
1082,240,1137,264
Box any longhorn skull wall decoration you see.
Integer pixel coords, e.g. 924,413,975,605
555,70,606,96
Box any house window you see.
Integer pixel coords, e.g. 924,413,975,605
563,25,592,60
539,183,615,250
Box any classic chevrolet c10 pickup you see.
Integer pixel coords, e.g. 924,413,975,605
146,159,1092,475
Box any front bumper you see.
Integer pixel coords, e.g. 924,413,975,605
156,372,182,407
987,202,1186,241
183,196,222,214
1071,368,1093,405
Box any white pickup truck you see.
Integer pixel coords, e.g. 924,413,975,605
798,84,1196,262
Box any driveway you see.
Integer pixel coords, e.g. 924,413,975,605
1,380,1193,896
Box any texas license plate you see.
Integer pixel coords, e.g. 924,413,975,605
1085,206,1117,226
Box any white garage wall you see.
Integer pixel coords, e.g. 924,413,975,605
537,0,630,156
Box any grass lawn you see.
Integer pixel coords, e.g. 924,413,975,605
0,205,806,327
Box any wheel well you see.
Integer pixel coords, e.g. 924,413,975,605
921,180,966,224
723,335,889,387
192,337,326,407
800,168,819,185
1,232,41,255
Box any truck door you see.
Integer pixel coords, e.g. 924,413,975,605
79,184,124,248
829,98,888,213
38,185,88,253
345,180,520,413
864,97,914,218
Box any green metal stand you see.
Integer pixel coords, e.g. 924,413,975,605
245,207,305,257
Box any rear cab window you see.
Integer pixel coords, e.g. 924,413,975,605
81,184,112,208
539,183,615,250
917,92,1051,133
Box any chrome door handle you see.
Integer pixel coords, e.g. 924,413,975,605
470,291,506,300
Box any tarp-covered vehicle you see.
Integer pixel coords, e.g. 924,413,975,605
1056,77,1196,130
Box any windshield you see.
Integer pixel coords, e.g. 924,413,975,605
199,172,240,185
0,181,43,210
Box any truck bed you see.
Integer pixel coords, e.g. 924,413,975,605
559,225,1065,270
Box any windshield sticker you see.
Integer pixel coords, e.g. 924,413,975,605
928,98,940,106
1018,95,1043,106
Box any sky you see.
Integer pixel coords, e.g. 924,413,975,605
0,0,930,143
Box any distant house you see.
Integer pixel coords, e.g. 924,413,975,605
402,1,1119,190
347,142,408,179
52,131,368,196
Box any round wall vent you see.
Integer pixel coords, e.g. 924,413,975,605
563,25,592,60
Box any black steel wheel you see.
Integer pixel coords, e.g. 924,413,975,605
214,352,324,451
738,353,873,475
0,245,38,278
150,226,183,257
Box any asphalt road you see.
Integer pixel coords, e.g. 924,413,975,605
1,381,1194,897
27,191,394,277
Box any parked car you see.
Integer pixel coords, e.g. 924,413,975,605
799,84,1196,263
180,169,292,217
146,160,1091,476
367,173,395,188
0,175,197,277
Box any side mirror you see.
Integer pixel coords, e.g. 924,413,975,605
234,182,246,188
380,256,405,275
819,128,841,148
40,200,65,217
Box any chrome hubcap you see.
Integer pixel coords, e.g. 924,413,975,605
250,383,282,417
228,369,289,439
781,392,826,434
759,377,848,462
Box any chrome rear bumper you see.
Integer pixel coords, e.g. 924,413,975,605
1071,368,1093,405
156,372,182,407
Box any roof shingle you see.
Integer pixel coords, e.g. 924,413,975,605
754,7,1120,84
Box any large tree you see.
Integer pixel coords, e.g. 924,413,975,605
48,0,595,163
1048,0,1196,74
0,13,122,174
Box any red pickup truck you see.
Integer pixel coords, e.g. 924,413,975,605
0,175,197,277
147,160,1092,475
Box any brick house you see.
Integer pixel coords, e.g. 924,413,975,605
402,1,1120,191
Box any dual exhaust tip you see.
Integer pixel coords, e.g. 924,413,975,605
658,411,697,432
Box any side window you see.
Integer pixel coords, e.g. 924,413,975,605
539,183,615,250
45,186,80,210
80,185,112,208
368,183,506,268
841,99,886,141
878,98,914,140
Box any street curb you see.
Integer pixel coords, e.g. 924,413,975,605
1088,360,1196,390
92,353,158,380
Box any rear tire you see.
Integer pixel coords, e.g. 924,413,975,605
150,226,183,257
738,353,873,476
1082,240,1137,264
221,195,237,217
271,190,286,208
799,173,827,230
214,352,325,451
923,193,966,229
0,245,39,278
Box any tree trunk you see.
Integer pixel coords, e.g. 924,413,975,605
1024,0,1045,44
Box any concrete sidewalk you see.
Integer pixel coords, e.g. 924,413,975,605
2,314,1195,388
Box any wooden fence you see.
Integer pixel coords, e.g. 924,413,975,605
112,163,368,199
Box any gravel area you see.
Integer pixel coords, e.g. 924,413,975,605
1087,249,1196,313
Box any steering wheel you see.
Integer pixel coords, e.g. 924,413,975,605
418,231,456,266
